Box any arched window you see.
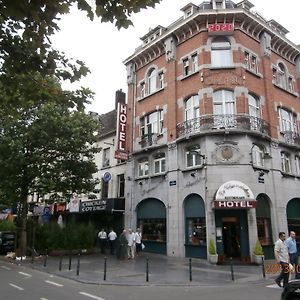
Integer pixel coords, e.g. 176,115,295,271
147,68,157,94
248,94,261,130
211,37,232,67
278,107,297,133
185,95,199,121
252,145,264,167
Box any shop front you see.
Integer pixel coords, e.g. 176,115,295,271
213,181,256,263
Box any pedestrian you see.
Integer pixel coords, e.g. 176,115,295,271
285,231,300,279
98,228,107,254
135,228,142,256
127,228,136,259
118,229,128,259
274,231,290,288
108,228,117,255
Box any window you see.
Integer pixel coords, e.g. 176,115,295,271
140,82,145,98
148,68,157,94
213,90,235,128
138,218,166,242
211,37,231,67
158,72,164,89
140,110,164,137
257,218,271,245
278,63,287,90
244,51,258,73
101,179,109,199
186,145,203,167
191,54,198,73
185,95,200,121
138,160,149,177
183,58,189,76
273,62,295,93
295,156,300,176
117,174,125,198
154,154,166,174
248,94,261,130
186,218,206,245
278,108,297,133
281,151,291,173
102,148,110,167
252,145,264,167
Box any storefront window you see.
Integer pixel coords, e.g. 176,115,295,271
138,218,166,242
257,218,271,245
186,218,206,245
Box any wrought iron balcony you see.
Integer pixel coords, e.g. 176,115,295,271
140,133,158,148
176,114,270,138
282,131,300,146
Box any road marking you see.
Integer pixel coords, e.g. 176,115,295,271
9,283,24,291
45,280,64,287
40,298,48,300
18,271,32,277
79,292,105,300
266,284,282,289
1,266,11,270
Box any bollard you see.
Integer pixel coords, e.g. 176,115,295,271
189,258,192,282
103,257,107,281
146,257,149,282
59,254,63,271
76,253,80,276
261,256,266,278
43,249,48,267
68,252,72,270
230,257,234,281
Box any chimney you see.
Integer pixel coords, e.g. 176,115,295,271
115,89,126,109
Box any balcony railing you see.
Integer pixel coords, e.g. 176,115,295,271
282,131,300,146
176,114,271,138
140,133,158,148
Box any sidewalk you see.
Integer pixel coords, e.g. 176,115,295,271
1,252,273,286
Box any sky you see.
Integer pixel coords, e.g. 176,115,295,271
51,0,300,115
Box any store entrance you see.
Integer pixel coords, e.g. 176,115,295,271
222,217,241,258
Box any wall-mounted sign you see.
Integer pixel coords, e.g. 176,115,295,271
208,23,234,35
214,200,257,209
102,172,112,182
169,180,177,186
115,102,128,160
80,199,107,213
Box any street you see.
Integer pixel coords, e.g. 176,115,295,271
0,260,283,300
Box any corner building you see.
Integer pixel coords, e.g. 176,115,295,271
124,0,300,262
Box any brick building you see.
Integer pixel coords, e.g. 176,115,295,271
123,0,300,262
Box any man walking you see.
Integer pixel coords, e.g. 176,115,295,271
285,231,300,279
127,229,136,259
274,232,290,288
98,228,107,254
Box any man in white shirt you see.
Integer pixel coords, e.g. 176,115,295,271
274,231,290,288
135,228,142,256
108,229,117,255
127,229,136,259
98,229,107,254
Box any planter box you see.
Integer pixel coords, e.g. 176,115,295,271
252,254,264,265
209,254,218,264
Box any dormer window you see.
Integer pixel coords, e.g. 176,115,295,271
181,4,198,19
212,0,225,9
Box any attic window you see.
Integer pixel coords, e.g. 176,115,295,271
185,8,193,18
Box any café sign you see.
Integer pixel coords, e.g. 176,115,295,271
80,200,107,213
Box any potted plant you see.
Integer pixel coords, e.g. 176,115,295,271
252,240,264,264
208,239,218,264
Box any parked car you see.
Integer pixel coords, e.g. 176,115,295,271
0,231,16,254
281,280,300,300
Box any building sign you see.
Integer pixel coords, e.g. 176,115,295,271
115,102,128,160
80,200,107,213
214,200,257,209
214,180,256,209
208,23,234,35
169,180,177,186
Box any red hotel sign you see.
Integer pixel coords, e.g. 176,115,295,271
214,200,257,209
115,102,128,160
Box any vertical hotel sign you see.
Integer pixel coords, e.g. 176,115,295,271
115,102,128,160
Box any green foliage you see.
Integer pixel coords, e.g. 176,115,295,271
208,239,217,255
0,219,16,232
35,220,96,252
253,240,264,255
